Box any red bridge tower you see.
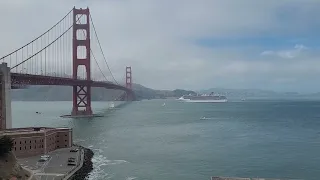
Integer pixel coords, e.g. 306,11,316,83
126,66,132,89
71,7,92,116
125,66,134,100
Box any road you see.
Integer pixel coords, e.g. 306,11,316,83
18,147,81,180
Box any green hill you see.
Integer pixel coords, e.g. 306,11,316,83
11,84,196,101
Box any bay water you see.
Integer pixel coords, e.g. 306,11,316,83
12,100,320,180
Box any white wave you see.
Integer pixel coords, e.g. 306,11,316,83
92,148,104,154
199,117,218,120
88,153,129,180
126,177,137,180
87,154,110,180
86,171,110,180
106,159,128,165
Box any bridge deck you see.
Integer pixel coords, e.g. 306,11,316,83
10,73,131,92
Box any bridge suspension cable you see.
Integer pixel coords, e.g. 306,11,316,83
89,13,119,85
10,21,75,70
0,8,82,78
0,8,73,61
91,49,109,82
10,14,84,72
76,19,109,82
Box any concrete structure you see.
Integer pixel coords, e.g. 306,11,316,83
2,127,72,158
0,62,12,130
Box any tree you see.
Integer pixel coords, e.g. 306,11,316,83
0,136,14,157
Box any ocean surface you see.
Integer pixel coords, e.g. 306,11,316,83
12,100,320,180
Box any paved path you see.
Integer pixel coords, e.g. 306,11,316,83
18,146,82,180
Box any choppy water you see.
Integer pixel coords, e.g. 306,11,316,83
12,100,320,180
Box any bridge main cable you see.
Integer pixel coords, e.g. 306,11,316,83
89,13,119,85
10,14,84,70
76,19,109,82
0,8,73,61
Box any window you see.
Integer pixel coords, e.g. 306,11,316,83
15,141,16,145
57,146,60,148
65,145,67,147
30,140,31,143
57,140,59,143
35,140,36,143
30,146,31,149
25,141,26,143
20,141,21,144
15,147,16,151
65,140,67,142
35,146,36,149
20,147,21,150
65,135,67,136
24,146,26,150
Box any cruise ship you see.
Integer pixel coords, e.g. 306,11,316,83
178,92,227,103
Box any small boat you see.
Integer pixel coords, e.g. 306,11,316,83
109,102,115,108
162,103,166,106
200,117,215,120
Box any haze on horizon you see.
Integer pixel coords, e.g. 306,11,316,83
1,0,320,93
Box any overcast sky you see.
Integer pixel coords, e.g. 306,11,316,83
1,0,320,92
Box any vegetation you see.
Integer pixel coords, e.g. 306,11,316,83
0,136,14,157
172,89,197,97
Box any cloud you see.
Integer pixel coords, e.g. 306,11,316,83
261,44,308,59
1,0,320,92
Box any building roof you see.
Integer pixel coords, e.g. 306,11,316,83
1,127,71,136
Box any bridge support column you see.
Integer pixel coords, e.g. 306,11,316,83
126,92,134,101
125,67,133,101
71,7,93,116
0,63,12,130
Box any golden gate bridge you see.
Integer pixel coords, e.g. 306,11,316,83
0,7,135,127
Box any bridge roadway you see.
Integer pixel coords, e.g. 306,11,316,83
10,73,132,93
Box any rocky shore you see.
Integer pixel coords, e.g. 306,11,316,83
69,145,94,180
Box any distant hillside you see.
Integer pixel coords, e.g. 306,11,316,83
11,84,320,101
10,84,197,101
200,88,320,100
11,86,123,101
132,85,197,99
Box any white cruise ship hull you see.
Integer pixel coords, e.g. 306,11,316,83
178,97,227,103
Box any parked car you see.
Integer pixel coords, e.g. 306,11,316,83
70,148,79,152
67,162,76,166
68,158,75,162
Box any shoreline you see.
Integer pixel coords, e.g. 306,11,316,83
68,145,94,180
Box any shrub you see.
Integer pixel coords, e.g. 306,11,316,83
0,136,13,157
